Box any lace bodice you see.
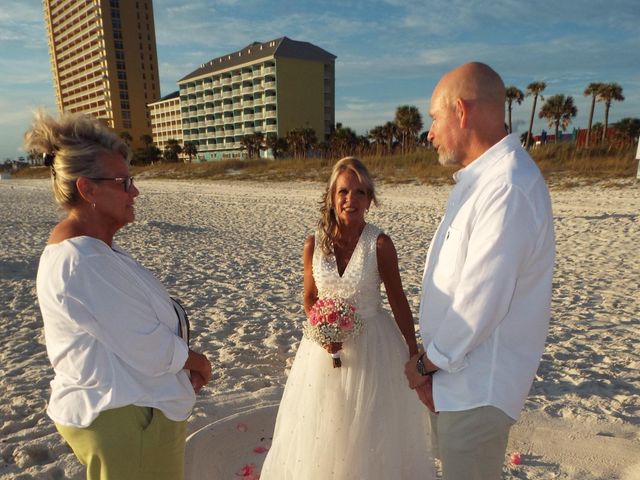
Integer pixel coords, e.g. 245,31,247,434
312,223,383,317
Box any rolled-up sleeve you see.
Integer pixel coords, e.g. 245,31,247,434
427,183,536,372
61,255,188,377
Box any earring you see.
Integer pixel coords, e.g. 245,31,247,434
91,203,96,209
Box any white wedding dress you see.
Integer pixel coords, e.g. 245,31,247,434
260,223,436,479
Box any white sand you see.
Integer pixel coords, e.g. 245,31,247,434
0,177,638,479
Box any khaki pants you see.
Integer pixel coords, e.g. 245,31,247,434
430,406,515,480
56,405,187,480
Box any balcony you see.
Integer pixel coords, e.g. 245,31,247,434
222,91,232,99
242,72,253,80
243,126,255,134
221,77,231,85
263,66,276,75
264,110,277,119
264,81,276,90
204,94,214,101
243,99,254,108
243,114,254,121
264,124,277,133
253,97,264,106
231,75,242,83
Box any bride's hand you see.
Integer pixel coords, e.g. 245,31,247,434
324,342,342,353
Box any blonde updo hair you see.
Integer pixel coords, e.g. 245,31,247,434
23,110,131,209
317,157,378,256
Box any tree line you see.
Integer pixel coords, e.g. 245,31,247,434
120,82,636,165
506,81,631,147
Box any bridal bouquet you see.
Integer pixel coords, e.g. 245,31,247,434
303,297,363,368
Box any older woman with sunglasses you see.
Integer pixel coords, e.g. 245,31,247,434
25,111,212,480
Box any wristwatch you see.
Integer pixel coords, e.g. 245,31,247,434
416,353,438,377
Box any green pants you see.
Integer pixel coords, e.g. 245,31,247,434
56,405,187,480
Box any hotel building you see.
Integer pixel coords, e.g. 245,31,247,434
148,91,183,155
177,37,336,160
43,0,160,151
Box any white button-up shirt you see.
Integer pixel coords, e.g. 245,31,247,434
37,236,194,427
419,134,555,420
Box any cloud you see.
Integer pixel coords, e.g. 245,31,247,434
336,96,427,134
0,1,48,46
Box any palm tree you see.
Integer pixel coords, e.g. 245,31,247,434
525,82,546,148
368,126,387,155
538,95,577,142
329,123,357,158
505,86,524,134
612,117,640,146
382,121,397,152
300,128,317,158
119,131,132,146
265,134,287,159
183,142,198,164
583,82,604,147
164,138,182,162
240,132,264,159
140,134,153,148
597,82,624,143
395,105,423,154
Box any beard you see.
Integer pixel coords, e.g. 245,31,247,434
436,146,458,166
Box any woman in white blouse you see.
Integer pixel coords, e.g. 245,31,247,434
25,111,212,480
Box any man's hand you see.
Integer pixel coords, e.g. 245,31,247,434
404,351,431,389
184,349,212,393
415,377,436,412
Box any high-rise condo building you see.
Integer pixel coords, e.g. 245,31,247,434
148,91,183,155
43,0,160,151
177,37,336,160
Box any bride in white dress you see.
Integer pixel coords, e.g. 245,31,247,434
260,157,436,479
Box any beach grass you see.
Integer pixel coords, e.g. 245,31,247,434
10,144,639,185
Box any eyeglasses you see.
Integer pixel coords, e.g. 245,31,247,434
89,176,135,192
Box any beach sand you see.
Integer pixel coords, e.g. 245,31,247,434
0,178,638,479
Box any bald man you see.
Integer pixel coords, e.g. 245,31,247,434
405,63,555,479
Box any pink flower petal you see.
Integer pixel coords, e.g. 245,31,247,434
253,446,268,453
510,452,521,465
236,422,248,432
236,463,254,476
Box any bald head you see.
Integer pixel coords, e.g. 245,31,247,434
435,62,505,111
428,62,507,166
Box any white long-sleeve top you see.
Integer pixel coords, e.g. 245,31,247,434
418,134,555,420
37,236,194,427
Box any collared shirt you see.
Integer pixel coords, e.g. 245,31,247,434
418,134,555,420
37,236,194,427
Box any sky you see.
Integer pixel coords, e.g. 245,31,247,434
1,0,638,160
